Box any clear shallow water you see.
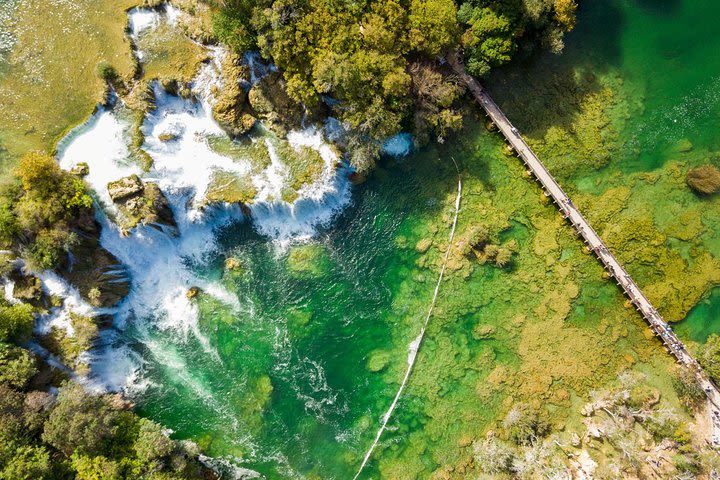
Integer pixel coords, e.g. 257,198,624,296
48,0,720,477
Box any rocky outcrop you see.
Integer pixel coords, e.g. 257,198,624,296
8,269,44,305
107,175,177,234
56,212,130,309
211,53,256,137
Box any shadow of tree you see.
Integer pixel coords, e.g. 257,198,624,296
484,0,625,137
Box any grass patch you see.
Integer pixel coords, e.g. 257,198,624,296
136,18,207,85
206,135,271,173
0,0,139,171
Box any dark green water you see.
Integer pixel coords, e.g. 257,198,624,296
126,0,720,477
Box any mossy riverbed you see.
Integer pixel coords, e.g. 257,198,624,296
1,0,718,477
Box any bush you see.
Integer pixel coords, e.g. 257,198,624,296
0,343,37,389
0,302,35,343
96,61,118,82
42,383,121,457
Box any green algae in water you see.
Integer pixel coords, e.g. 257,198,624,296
676,287,720,343
122,0,720,477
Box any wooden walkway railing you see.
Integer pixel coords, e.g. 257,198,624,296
447,53,720,433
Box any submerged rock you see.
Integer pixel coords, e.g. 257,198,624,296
415,238,432,254
686,164,720,195
286,244,331,278
367,350,390,372
107,175,177,233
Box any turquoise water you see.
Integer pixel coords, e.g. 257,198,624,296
111,0,720,477
676,287,720,342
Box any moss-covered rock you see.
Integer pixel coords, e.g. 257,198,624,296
69,162,90,177
158,132,178,142
211,53,255,137
686,164,720,195
9,269,44,305
107,175,177,233
39,313,98,369
58,216,129,308
107,175,143,202
204,171,257,205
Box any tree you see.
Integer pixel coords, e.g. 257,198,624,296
134,419,173,465
0,446,52,480
42,383,121,457
70,454,122,480
0,343,37,389
408,0,459,56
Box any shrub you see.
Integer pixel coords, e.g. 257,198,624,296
0,302,35,343
96,61,118,82
42,383,121,457
0,343,37,389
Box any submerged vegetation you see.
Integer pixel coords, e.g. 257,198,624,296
0,0,718,478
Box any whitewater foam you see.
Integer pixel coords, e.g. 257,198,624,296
47,11,360,473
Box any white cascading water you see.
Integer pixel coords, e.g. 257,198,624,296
24,8,354,476
54,58,353,391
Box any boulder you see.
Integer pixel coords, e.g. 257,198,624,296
108,174,143,202
9,269,43,304
70,162,90,177
186,286,200,299
107,176,177,233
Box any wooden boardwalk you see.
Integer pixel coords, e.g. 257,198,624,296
448,54,720,440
